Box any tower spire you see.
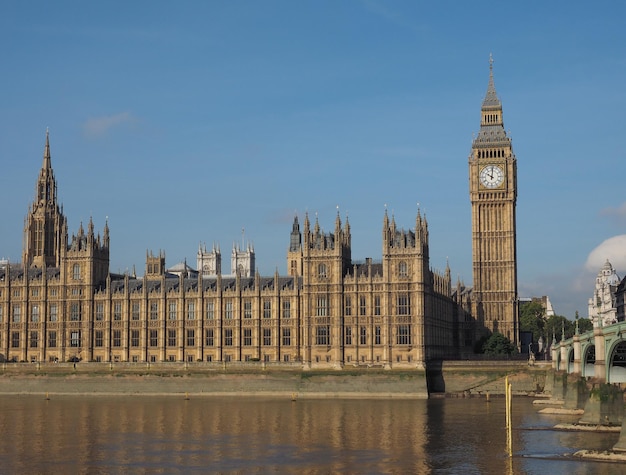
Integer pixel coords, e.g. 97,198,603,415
43,128,51,169
482,54,501,110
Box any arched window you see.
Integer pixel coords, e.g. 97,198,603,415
398,261,408,277
318,263,327,278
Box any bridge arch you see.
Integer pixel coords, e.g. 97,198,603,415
567,348,575,373
582,344,595,378
608,340,626,383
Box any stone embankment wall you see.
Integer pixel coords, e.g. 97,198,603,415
428,360,550,396
0,360,550,398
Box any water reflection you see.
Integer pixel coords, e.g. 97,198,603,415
0,396,622,474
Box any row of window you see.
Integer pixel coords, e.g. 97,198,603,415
0,295,411,323
6,327,293,349
5,325,413,349
316,325,411,346
316,262,410,278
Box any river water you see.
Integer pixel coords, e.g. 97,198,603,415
0,395,623,474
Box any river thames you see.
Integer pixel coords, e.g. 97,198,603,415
0,395,623,474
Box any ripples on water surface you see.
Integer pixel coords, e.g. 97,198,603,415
0,395,623,474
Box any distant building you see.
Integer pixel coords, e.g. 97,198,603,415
197,241,255,277
615,277,626,323
588,259,620,327
519,296,555,317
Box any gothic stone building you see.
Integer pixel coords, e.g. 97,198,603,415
1,62,521,366
0,132,469,366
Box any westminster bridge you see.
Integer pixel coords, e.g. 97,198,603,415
552,322,626,382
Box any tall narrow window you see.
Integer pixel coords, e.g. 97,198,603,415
95,330,103,347
224,329,233,346
48,331,57,348
397,325,411,345
282,300,291,319
70,303,81,321
359,296,366,316
168,329,177,347
345,327,352,345
95,303,104,321
30,331,38,348
243,328,252,346
113,330,122,347
360,326,367,345
150,330,158,347
12,305,20,323
316,297,328,317
282,328,291,346
50,304,58,322
206,301,215,319
31,305,40,323
263,328,271,346
186,329,195,346
244,300,252,319
131,302,140,321
397,295,410,315
150,302,158,320
345,296,352,316
398,261,408,277
73,264,81,280
375,326,381,345
225,301,233,319
187,302,195,320
168,302,177,321
131,330,140,347
263,300,271,319
70,331,81,347
205,329,214,346
114,302,122,321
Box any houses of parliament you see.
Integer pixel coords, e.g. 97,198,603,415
0,63,518,366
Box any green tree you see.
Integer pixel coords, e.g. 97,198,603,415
519,301,545,343
545,314,575,342
482,332,517,356
577,317,593,333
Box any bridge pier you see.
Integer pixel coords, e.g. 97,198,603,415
563,374,589,411
578,382,623,426
544,370,566,401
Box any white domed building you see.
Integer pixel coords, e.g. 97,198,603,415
588,259,621,327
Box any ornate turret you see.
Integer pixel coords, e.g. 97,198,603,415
287,214,303,276
22,130,67,269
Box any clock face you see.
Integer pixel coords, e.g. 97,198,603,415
479,165,504,189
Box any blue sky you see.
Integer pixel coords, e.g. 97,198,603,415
1,1,625,319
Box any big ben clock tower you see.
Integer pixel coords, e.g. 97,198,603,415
469,56,518,345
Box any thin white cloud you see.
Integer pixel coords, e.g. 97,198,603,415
601,202,626,225
82,111,136,138
585,234,626,272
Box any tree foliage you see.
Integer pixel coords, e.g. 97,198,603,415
482,332,517,356
545,314,576,342
519,301,545,342
520,302,591,346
